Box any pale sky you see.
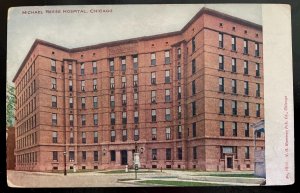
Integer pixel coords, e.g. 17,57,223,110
7,4,262,84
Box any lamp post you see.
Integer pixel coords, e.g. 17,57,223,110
63,151,67,176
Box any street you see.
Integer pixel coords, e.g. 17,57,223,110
7,169,264,187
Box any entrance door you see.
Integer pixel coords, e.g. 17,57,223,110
227,157,233,169
121,150,128,165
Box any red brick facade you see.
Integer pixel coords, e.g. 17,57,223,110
13,8,264,172
6,127,16,170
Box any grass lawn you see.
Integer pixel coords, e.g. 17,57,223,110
197,173,256,178
138,180,227,186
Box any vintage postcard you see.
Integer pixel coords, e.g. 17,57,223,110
6,4,294,187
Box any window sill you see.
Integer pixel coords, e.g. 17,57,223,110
231,93,238,96
218,91,225,94
218,47,225,50
255,76,261,79
218,113,225,116
231,50,237,53
243,95,250,97
218,69,225,72
231,71,237,74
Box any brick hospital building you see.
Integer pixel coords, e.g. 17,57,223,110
13,8,264,172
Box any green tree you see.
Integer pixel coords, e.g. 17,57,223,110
6,84,16,127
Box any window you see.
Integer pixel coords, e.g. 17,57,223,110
152,128,157,140
177,147,182,160
110,77,115,89
151,53,156,65
166,127,171,140
82,151,86,161
191,122,197,137
81,115,86,126
177,125,182,139
109,59,114,72
53,151,58,161
219,33,224,48
193,146,197,159
134,129,139,141
110,150,116,161
192,101,196,116
94,131,98,143
52,113,57,125
192,37,196,52
51,59,56,72
245,147,250,159
243,39,248,54
70,132,74,144
232,122,237,136
94,151,98,161
69,151,75,161
255,42,260,57
134,111,139,124
219,99,224,114
121,76,126,88
122,129,127,141
256,63,260,77
69,114,74,126
178,105,182,118
220,121,225,136
133,55,138,70
232,100,237,115
177,66,181,80
93,96,98,108
151,109,156,122
80,63,85,75
52,131,57,143
257,130,262,138
92,61,97,74
256,83,260,97
165,89,171,102
133,74,138,87
51,78,57,89
244,61,248,75
122,112,127,124
151,90,156,103
245,123,250,137
231,58,237,73
244,81,249,95
69,97,73,109
244,102,249,116
93,79,97,91
81,80,85,91
231,36,236,51
121,57,126,71
152,149,157,160
52,96,57,108
133,92,138,105
166,148,172,160
122,94,127,106
165,50,171,64
150,72,157,85
110,95,115,107
192,59,196,74
69,80,73,91
232,79,237,94
177,48,181,58
81,97,86,109
219,55,224,70
94,114,98,125
191,80,196,95
82,132,86,144
219,77,224,92
165,70,170,83
111,112,115,125
110,130,116,142
68,64,72,74
256,104,261,117
165,108,171,121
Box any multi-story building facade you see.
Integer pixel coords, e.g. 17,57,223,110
13,8,264,172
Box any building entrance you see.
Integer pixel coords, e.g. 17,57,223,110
121,150,128,165
227,157,233,169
